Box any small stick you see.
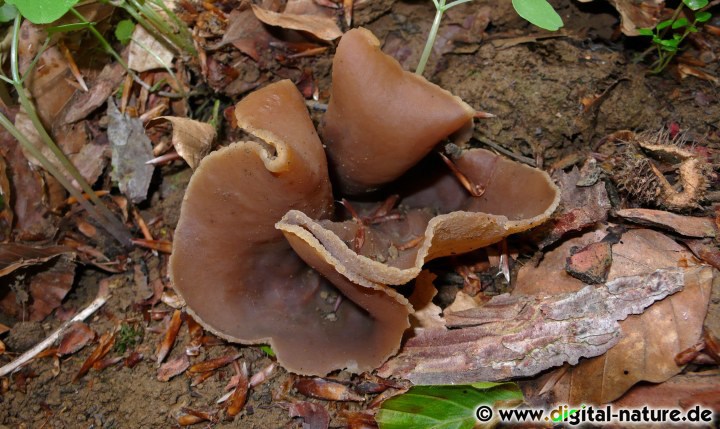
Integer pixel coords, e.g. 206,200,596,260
0,290,110,377
475,137,536,166
438,152,485,197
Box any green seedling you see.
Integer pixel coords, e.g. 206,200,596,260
115,19,136,45
114,323,144,353
638,0,712,73
416,0,563,76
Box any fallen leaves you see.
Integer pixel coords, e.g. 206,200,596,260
107,99,154,204
148,116,215,170
251,4,342,41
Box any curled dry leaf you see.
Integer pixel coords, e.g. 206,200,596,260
58,322,95,356
157,354,190,382
0,244,74,277
226,361,249,417
148,117,216,170
187,352,240,374
294,377,364,401
74,330,116,382
616,208,717,238
170,28,559,376
156,309,182,364
251,4,342,41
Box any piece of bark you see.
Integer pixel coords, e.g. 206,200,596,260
523,229,714,404
378,269,689,384
616,208,716,238
565,241,613,284
530,167,611,248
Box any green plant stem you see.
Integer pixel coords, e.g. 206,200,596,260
8,15,131,246
416,2,445,76
69,7,185,98
125,0,196,56
415,0,475,77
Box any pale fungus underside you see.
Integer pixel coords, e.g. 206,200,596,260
170,28,560,376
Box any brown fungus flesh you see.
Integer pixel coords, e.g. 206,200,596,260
169,80,412,375
171,28,560,377
321,28,476,195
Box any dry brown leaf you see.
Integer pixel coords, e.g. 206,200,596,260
379,268,690,385
19,21,75,126
530,167,611,248
0,132,58,241
157,355,190,382
58,322,96,356
57,62,127,125
0,244,73,277
251,4,342,41
616,208,717,238
287,401,330,429
526,229,714,404
28,256,76,322
613,370,720,410
128,25,175,73
149,117,216,170
294,377,364,401
0,154,12,242
74,330,116,382
576,0,663,36
156,309,182,364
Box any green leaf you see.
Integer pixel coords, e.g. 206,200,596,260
6,0,79,24
0,3,18,22
683,0,708,10
259,345,275,357
376,382,524,429
695,11,712,22
637,28,654,36
115,19,135,45
511,0,564,31
672,17,689,29
656,19,674,30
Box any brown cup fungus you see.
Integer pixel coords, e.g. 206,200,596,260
170,29,560,376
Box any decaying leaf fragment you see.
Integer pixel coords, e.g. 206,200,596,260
378,268,690,385
149,117,216,170
576,0,663,36
251,4,342,41
107,99,154,203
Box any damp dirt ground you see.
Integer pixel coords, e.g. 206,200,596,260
1,0,719,427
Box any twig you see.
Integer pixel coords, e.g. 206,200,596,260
0,290,110,377
475,136,537,166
